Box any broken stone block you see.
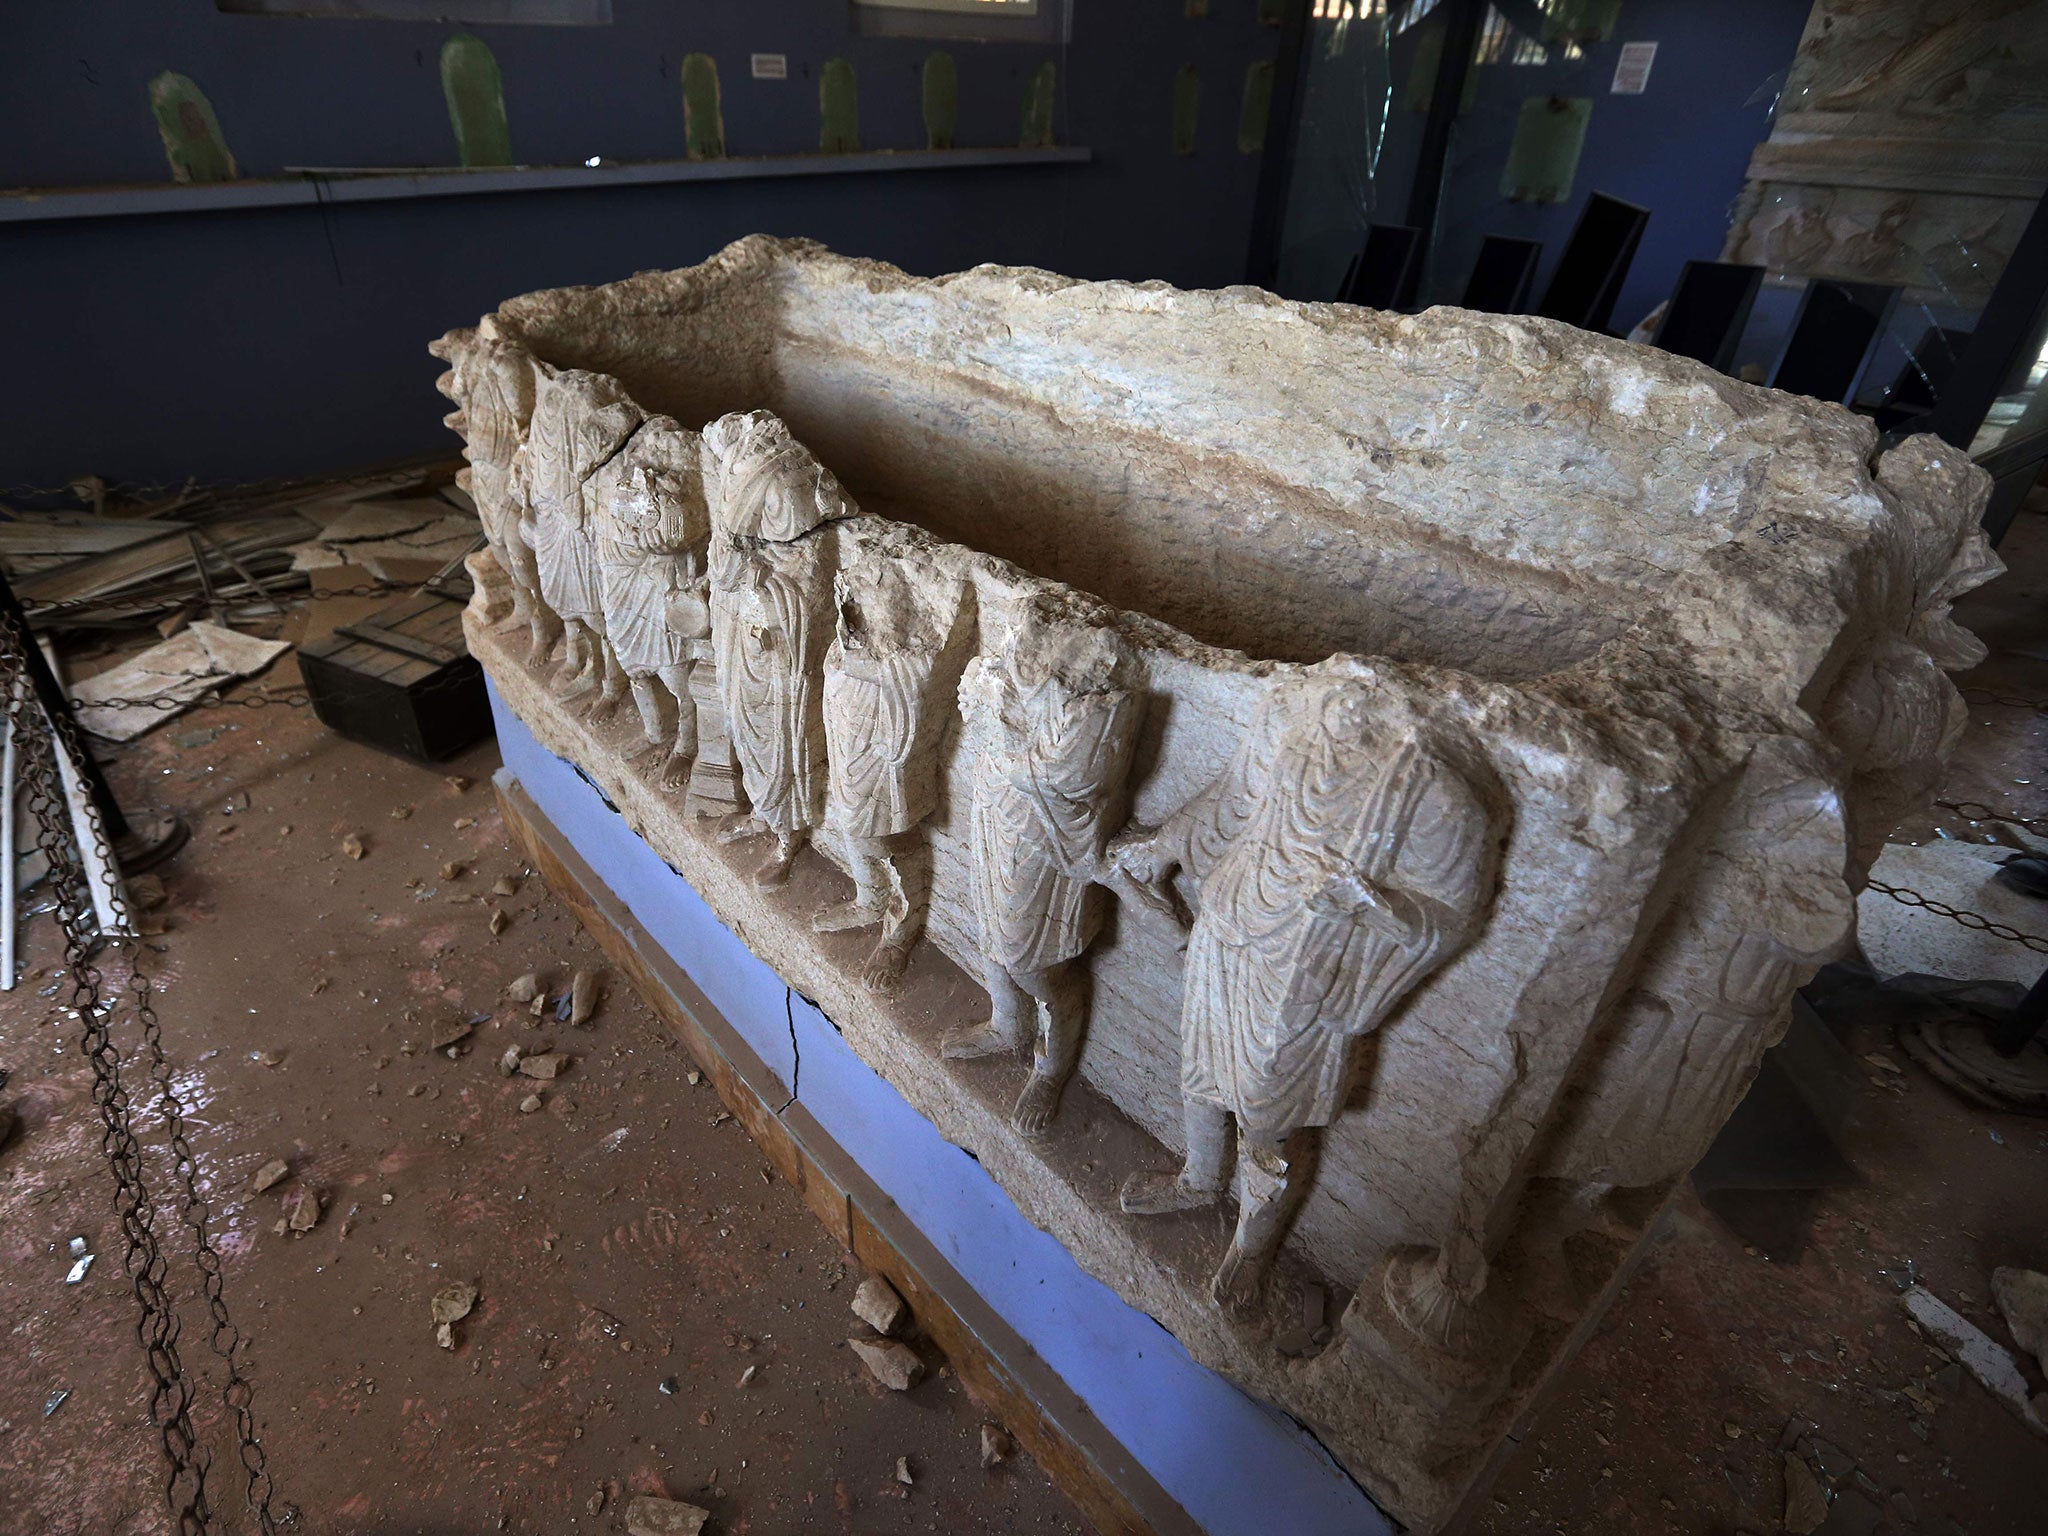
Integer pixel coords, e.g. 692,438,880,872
623,1494,710,1536
851,1275,909,1338
849,1336,924,1391
506,972,542,1003
517,1050,570,1080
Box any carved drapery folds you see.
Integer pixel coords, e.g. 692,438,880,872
434,238,1998,1531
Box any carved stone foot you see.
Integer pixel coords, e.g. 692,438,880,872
940,1019,1024,1061
584,689,628,724
715,813,768,846
657,751,695,792
1119,1169,1219,1216
621,736,667,768
553,665,597,700
1011,1070,1065,1138
859,938,912,998
1211,1243,1271,1322
1381,1246,1495,1357
811,898,883,934
753,842,798,890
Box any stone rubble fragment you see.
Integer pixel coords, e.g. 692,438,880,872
569,968,601,1025
1902,1284,2048,1436
506,972,542,1003
979,1423,1014,1469
432,1281,479,1349
430,1017,474,1049
849,1336,924,1391
623,1493,710,1536
251,1158,290,1193
518,1050,570,1080
851,1275,910,1337
1781,1452,1828,1534
340,833,365,860
519,1094,543,1114
283,1186,322,1233
1991,1266,2048,1376
895,1456,915,1486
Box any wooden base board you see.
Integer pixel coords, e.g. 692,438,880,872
497,774,1204,1536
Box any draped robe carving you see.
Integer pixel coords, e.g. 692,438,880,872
592,416,711,789
945,601,1139,1137
701,410,858,888
1116,668,1496,1314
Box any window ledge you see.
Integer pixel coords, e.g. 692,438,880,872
0,145,1093,224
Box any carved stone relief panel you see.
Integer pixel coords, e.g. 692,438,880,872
439,237,1996,1531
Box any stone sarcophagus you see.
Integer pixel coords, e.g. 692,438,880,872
433,237,1996,1530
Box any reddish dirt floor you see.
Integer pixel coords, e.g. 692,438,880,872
4,502,2048,1536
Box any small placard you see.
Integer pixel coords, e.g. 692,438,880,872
751,53,788,80
1611,40,1657,94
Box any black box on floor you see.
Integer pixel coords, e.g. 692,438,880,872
300,590,492,762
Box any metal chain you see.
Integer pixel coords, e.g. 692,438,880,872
1864,879,2048,955
0,612,278,1532
26,580,419,619
1935,798,2048,838
67,689,313,715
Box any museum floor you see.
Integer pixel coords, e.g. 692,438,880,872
3,505,2045,1536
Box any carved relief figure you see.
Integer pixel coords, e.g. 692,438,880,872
433,331,540,634
701,411,855,888
592,417,712,790
1538,737,1854,1195
942,597,1140,1138
523,368,643,713
1113,668,1496,1317
814,551,962,995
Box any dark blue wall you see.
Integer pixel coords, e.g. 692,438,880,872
2,2,1279,491
1414,0,1811,331
1273,0,1811,338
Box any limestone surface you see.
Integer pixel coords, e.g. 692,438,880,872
434,236,1996,1530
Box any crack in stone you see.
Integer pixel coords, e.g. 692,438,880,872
778,986,799,1113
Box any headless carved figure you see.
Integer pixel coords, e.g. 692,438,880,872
525,368,641,717
701,411,854,889
593,418,711,791
943,601,1138,1138
814,557,955,995
434,332,541,637
1113,673,1493,1319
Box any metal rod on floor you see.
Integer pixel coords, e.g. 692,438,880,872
0,568,130,841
